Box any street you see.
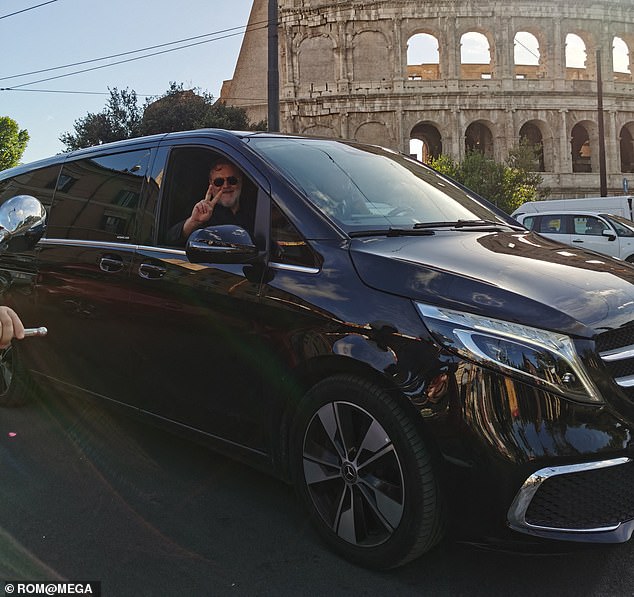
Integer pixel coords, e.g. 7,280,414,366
0,389,631,597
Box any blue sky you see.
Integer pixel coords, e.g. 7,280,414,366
1,0,253,164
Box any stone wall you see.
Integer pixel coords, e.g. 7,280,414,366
222,0,634,197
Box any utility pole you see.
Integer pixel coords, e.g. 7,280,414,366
596,49,608,196
267,0,280,132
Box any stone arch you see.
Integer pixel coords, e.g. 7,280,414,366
519,120,550,171
301,124,337,138
514,31,542,79
406,32,440,80
460,31,493,79
620,124,634,173
570,120,597,173
297,35,336,86
409,122,443,163
465,120,495,158
352,30,391,81
354,121,395,146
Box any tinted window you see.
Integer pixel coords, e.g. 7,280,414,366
522,215,536,230
248,137,511,232
0,164,60,212
47,150,151,242
537,215,565,234
572,215,608,235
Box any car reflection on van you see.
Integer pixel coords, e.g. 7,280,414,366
2,129,634,569
515,210,634,262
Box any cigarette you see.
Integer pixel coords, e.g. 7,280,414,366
23,327,48,337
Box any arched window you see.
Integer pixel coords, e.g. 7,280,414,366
460,32,492,79
354,31,390,81
406,33,440,80
571,123,592,173
613,37,631,77
566,34,588,80
514,32,541,79
409,123,442,162
620,126,634,173
465,122,494,158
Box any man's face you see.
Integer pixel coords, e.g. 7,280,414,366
210,164,242,213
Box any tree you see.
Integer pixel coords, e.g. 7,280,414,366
61,83,265,152
60,87,142,151
141,82,266,134
140,82,209,135
0,116,29,171
429,144,547,214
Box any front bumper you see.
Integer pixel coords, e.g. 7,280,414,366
508,457,634,543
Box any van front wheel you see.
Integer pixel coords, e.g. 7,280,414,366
291,375,444,568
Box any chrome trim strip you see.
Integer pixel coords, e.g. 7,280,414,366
40,238,139,251
269,262,320,274
508,457,632,537
615,375,634,388
600,344,634,362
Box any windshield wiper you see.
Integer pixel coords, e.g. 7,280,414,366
413,219,523,231
349,227,435,238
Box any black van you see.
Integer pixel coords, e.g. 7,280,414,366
1,129,634,569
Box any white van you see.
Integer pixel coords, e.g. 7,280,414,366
512,196,634,220
515,210,634,262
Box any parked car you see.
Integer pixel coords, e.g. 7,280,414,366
2,130,634,569
512,196,634,220
514,210,634,262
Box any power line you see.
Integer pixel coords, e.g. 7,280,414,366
2,27,265,90
0,0,58,20
0,24,250,82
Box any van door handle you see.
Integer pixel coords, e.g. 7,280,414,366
99,255,124,272
138,263,166,280
572,239,584,243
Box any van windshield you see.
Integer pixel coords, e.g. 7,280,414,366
247,137,512,232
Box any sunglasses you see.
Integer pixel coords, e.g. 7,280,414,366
212,176,239,187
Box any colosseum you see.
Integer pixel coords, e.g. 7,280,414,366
221,0,634,198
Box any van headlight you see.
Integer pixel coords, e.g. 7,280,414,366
416,303,602,404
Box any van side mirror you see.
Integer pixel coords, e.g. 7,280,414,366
0,195,47,251
186,225,259,264
603,229,617,241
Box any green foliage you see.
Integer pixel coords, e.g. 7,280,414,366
59,88,142,151
61,82,265,151
0,116,29,171
429,144,546,214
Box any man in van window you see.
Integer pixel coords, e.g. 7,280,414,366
166,160,255,246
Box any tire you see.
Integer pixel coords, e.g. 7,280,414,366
0,342,31,407
291,374,444,569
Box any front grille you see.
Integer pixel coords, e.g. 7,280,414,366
525,461,634,529
597,326,634,399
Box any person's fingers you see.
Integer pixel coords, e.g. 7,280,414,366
7,308,24,340
0,308,16,348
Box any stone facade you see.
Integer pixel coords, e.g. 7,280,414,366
222,0,634,198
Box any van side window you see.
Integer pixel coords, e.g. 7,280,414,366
537,216,565,234
271,201,320,268
522,216,535,230
47,149,151,242
0,164,60,211
159,146,258,247
574,216,608,236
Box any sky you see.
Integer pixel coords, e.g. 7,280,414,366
1,0,254,164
